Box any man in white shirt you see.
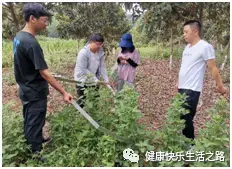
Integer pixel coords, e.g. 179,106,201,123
178,20,226,140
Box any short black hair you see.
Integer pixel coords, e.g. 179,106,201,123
121,46,135,53
23,3,52,22
183,20,201,33
89,33,104,43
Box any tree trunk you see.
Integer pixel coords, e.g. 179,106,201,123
226,40,230,55
112,47,116,56
198,94,203,108
220,40,230,70
77,39,80,52
171,28,173,56
110,62,118,77
169,28,173,70
199,3,204,107
220,55,228,71
162,42,164,57
8,3,19,32
199,3,204,38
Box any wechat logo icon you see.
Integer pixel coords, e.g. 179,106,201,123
123,148,139,163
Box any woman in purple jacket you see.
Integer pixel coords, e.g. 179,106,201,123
117,33,141,91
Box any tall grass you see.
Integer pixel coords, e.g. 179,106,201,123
137,46,184,60
2,36,83,69
3,36,229,70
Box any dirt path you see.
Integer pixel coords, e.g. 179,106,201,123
135,58,230,136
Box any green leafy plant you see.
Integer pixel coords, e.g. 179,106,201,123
2,102,31,167
2,87,229,167
191,98,230,167
153,93,193,167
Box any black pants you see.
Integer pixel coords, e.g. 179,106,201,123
76,85,99,108
21,98,47,153
178,89,200,140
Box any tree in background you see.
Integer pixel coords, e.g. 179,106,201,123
54,2,131,54
2,2,55,39
130,2,229,46
3,2,229,51
2,2,24,39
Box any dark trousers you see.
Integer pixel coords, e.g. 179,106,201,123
21,98,47,153
76,85,99,108
178,89,200,140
